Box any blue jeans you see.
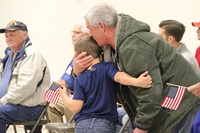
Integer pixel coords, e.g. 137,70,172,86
76,118,116,133
0,104,44,133
116,107,126,133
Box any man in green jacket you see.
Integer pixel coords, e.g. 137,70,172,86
72,3,200,133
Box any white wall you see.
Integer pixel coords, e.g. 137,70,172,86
0,0,199,80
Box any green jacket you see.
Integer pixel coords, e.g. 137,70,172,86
115,14,200,132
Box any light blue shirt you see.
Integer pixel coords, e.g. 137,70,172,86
0,43,26,98
0,51,14,98
60,59,74,90
176,43,200,76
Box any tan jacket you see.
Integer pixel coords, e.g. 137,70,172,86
0,42,51,106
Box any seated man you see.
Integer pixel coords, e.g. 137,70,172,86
0,20,50,133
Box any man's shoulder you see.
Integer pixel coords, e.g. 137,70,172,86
25,45,47,61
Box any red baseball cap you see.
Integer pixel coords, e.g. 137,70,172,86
192,21,200,27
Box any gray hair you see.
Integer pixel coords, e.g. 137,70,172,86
85,3,118,27
73,20,90,34
18,30,28,37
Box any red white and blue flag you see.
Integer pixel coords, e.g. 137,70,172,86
45,82,60,104
161,86,186,110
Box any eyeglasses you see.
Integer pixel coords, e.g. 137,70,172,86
71,31,82,35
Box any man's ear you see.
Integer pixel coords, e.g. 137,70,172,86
99,22,106,32
23,31,28,38
167,36,174,44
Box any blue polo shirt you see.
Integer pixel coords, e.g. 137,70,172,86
73,62,119,124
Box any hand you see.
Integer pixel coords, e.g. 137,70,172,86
137,71,152,88
59,86,67,97
134,128,148,133
73,52,94,76
56,79,66,87
187,82,200,97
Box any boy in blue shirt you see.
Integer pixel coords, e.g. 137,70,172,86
59,36,152,133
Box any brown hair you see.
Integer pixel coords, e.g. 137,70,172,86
74,36,102,58
159,20,185,42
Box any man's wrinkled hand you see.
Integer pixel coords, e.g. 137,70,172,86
73,52,93,76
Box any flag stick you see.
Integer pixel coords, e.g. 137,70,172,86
166,83,188,88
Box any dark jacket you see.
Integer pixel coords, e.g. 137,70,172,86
115,13,200,132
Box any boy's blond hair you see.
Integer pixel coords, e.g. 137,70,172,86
74,36,102,58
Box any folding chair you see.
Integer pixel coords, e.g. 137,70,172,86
119,117,131,133
6,102,51,133
45,113,75,133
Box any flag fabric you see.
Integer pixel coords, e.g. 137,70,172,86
45,82,60,104
161,86,186,110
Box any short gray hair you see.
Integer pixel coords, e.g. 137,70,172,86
85,3,118,27
73,20,90,34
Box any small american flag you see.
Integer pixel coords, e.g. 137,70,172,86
161,86,186,110
45,82,60,104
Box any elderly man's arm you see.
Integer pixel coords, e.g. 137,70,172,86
118,40,164,131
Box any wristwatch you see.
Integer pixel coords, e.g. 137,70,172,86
71,69,77,79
